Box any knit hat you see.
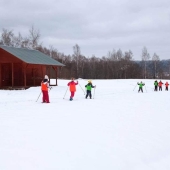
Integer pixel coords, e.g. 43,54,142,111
44,75,49,79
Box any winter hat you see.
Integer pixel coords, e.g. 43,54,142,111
88,80,92,83
44,75,49,79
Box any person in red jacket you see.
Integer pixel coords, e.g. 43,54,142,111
165,81,169,91
41,75,50,103
158,80,163,91
67,77,78,101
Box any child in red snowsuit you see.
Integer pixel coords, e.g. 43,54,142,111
67,77,78,101
158,80,163,91
41,75,50,103
165,82,169,91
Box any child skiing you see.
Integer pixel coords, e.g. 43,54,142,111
67,77,78,101
154,80,158,91
85,80,96,99
137,81,145,93
165,82,169,91
158,80,163,91
41,75,50,103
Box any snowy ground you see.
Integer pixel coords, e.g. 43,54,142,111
0,79,170,170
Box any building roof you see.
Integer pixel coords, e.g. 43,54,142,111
0,45,65,66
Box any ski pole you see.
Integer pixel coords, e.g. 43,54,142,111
49,87,52,93
63,87,68,99
133,84,137,91
145,85,147,93
93,87,96,99
36,91,42,102
79,83,85,95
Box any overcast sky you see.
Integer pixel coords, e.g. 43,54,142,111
0,0,170,60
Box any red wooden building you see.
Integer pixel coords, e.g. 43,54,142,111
0,45,64,89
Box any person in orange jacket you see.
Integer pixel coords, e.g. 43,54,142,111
165,81,169,91
67,77,78,101
158,80,163,91
41,75,50,103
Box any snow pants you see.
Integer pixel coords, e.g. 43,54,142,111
138,87,143,93
86,90,92,98
70,91,75,99
42,90,50,103
159,86,162,91
165,87,168,91
154,86,158,91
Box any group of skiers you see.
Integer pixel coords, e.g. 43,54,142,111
67,77,96,101
154,80,169,91
41,75,170,103
137,80,169,93
41,75,96,103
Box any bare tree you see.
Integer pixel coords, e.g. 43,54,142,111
116,49,123,60
121,50,133,78
21,37,31,48
13,33,23,47
107,49,117,78
29,25,41,49
49,45,58,58
142,47,150,79
1,29,14,46
73,44,81,78
152,53,160,78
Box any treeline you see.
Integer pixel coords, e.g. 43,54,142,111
0,27,170,79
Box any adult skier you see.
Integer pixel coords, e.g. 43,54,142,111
67,77,78,101
85,80,96,99
137,81,145,93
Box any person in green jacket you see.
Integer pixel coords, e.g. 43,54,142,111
85,80,96,99
154,80,158,91
137,81,145,93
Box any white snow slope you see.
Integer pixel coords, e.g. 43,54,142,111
0,79,170,170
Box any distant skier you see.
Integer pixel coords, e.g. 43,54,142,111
158,80,163,91
85,80,96,99
165,82,169,91
67,77,78,101
154,80,158,91
41,75,50,103
137,81,145,93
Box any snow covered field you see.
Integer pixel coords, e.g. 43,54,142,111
0,79,170,170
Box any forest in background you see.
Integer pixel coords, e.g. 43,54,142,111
0,26,170,79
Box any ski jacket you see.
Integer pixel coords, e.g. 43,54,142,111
41,79,49,91
137,83,145,88
154,81,158,86
158,81,163,86
165,82,169,87
67,81,78,92
85,83,95,91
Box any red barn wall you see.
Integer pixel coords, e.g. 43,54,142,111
0,48,47,88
